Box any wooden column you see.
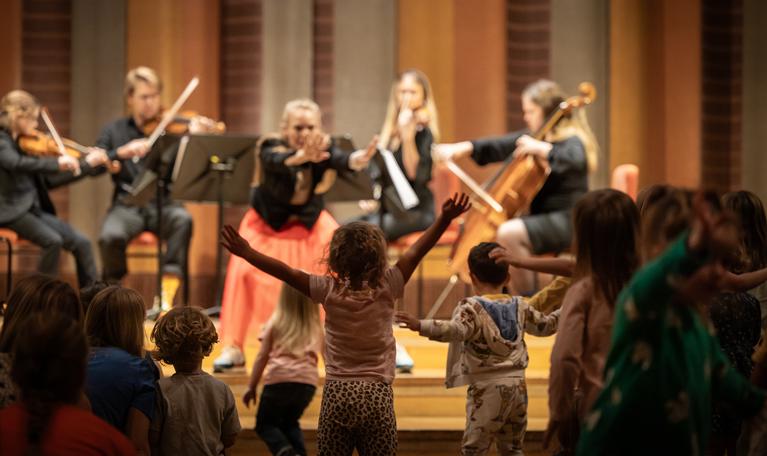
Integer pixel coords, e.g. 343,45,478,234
743,0,767,201
0,0,22,94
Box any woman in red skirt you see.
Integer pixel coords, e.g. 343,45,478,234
215,99,375,371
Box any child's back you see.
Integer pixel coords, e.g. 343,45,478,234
153,372,240,456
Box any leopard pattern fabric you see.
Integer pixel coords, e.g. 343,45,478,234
317,380,397,456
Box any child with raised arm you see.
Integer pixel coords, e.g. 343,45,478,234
222,193,471,456
396,241,561,455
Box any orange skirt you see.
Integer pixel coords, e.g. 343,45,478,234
218,209,338,347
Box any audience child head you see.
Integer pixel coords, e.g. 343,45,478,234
326,221,388,290
640,188,692,262
84,285,146,357
0,275,81,354
267,284,321,356
723,190,767,272
11,312,87,454
151,307,218,373
468,241,510,294
78,280,112,317
572,189,640,304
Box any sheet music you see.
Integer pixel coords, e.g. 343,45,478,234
379,148,419,210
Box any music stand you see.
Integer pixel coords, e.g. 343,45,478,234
170,134,258,315
323,135,377,221
126,134,183,307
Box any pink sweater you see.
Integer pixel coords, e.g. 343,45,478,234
255,323,321,387
548,277,614,421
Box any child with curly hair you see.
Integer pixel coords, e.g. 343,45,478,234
149,307,241,455
222,193,471,456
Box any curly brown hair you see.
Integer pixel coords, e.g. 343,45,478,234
151,307,218,365
326,221,387,290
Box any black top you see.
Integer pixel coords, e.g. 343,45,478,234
251,136,352,231
389,127,434,212
471,131,588,215
0,129,99,224
95,116,156,204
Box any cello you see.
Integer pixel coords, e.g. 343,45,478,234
426,82,596,318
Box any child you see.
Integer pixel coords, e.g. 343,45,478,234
396,241,561,455
576,192,767,456
244,284,322,456
85,286,156,455
221,192,471,456
0,313,135,455
544,189,640,454
149,307,241,455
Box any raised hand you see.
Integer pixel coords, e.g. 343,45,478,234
394,311,421,332
489,247,519,268
221,225,254,259
440,193,471,221
349,135,379,171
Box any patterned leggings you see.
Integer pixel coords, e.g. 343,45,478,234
462,377,527,456
317,380,397,456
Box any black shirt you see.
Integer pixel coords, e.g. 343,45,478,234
95,116,154,204
471,131,588,215
251,136,351,231
390,127,434,212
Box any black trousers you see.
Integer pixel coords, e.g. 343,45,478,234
255,382,317,456
2,209,97,288
98,202,192,281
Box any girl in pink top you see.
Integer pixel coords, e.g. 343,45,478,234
222,193,470,456
243,284,323,456
545,189,640,454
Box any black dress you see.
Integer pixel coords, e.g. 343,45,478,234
364,127,435,241
470,131,588,254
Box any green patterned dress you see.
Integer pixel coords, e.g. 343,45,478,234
576,234,766,455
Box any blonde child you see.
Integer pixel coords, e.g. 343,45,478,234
244,285,322,456
396,241,561,455
149,307,240,455
222,193,471,456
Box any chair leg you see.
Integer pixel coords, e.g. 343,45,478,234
2,237,12,302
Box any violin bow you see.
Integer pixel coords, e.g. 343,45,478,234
138,76,200,162
40,107,81,176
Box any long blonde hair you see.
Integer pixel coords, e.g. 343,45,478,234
0,90,39,132
268,284,321,356
379,69,441,150
522,79,599,173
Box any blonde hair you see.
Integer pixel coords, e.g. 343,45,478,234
522,79,599,173
151,307,218,364
84,286,146,357
379,69,441,150
0,90,39,131
280,98,322,131
267,284,321,356
124,66,162,98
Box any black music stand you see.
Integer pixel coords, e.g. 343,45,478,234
323,135,377,221
170,134,258,316
126,134,183,307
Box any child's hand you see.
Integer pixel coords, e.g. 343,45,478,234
489,247,519,268
440,193,471,221
395,311,421,332
242,388,257,408
221,225,254,259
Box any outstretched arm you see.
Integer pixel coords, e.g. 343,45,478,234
719,267,767,293
395,193,471,283
490,247,575,277
221,225,310,296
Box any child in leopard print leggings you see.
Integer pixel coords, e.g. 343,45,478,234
222,193,471,455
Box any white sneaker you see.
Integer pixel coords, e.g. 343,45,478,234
213,345,245,372
395,342,414,374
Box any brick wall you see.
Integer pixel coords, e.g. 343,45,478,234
313,0,334,131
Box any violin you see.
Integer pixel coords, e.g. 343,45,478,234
18,129,121,174
141,109,225,136
426,82,596,318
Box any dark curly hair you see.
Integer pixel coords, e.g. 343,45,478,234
468,242,508,286
326,221,387,290
151,307,218,365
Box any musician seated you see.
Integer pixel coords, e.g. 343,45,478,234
214,98,375,371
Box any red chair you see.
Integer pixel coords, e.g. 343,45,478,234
611,164,640,201
0,228,16,301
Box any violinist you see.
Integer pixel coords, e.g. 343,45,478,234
95,66,213,312
434,79,599,295
361,69,440,241
0,90,109,287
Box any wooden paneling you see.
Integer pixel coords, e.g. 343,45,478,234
313,0,334,130
220,0,262,134
701,0,742,191
742,0,767,202
0,0,22,95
